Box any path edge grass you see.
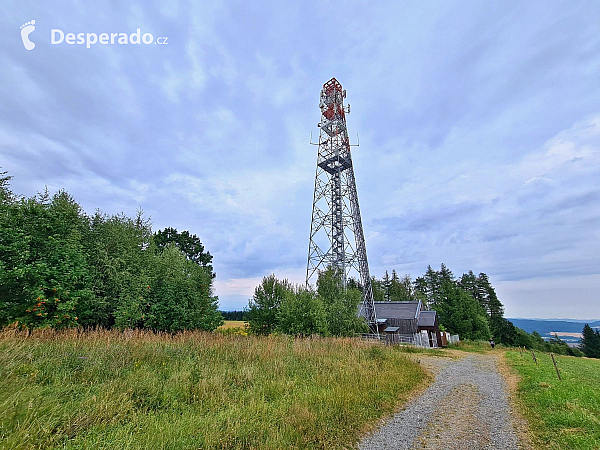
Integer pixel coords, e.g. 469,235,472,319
498,351,535,449
503,349,600,449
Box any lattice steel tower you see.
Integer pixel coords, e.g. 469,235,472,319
306,78,377,332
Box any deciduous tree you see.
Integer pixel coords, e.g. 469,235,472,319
247,275,293,335
154,227,214,277
317,267,367,336
278,287,328,336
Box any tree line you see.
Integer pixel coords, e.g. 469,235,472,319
0,171,222,332
247,267,368,336
368,264,594,357
220,310,249,321
244,263,597,357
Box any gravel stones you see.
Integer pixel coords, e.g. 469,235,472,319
359,354,521,449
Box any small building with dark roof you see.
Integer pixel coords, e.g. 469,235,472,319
417,310,442,348
374,301,443,347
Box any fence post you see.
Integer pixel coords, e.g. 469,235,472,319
550,353,562,380
531,349,538,365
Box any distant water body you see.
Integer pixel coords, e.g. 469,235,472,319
507,318,600,346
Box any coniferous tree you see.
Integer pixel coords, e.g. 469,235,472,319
0,189,94,329
476,273,505,338
530,331,546,350
346,276,362,292
388,271,414,302
458,270,522,345
580,324,600,358
433,280,490,340
415,265,440,307
475,273,492,314
458,271,479,303
439,263,454,284
382,270,391,301
401,274,414,297
371,276,385,302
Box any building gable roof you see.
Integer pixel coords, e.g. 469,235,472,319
374,301,421,320
417,310,437,328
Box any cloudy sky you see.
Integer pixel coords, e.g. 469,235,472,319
2,1,599,319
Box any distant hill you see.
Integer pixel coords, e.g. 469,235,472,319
507,318,600,345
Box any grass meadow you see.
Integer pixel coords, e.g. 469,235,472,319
0,329,426,449
506,350,600,449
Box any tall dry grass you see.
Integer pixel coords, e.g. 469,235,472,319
0,328,425,449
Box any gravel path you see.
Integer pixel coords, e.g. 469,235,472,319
359,354,521,450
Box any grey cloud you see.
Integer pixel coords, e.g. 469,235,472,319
550,190,600,212
373,202,485,232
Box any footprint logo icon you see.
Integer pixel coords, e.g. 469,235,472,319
20,20,36,50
